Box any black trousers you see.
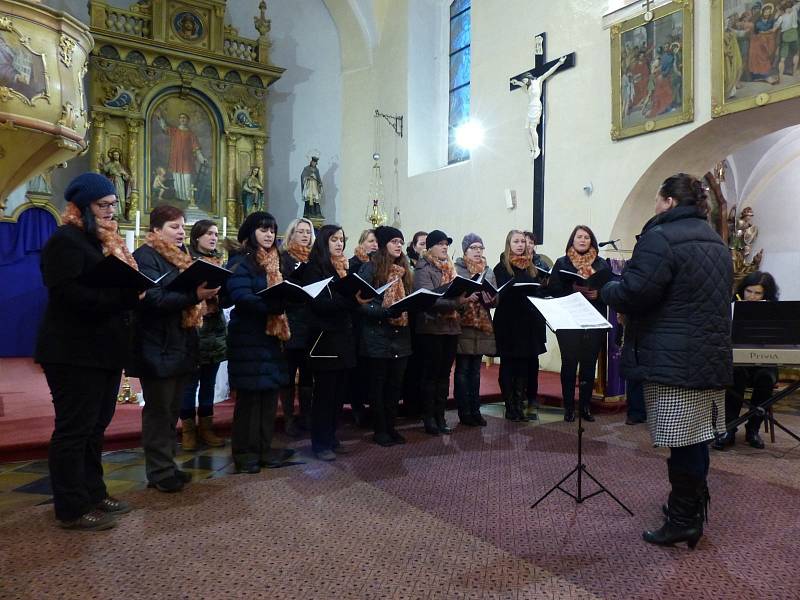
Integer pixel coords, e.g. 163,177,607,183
498,357,529,397
417,334,458,421
557,330,605,413
140,375,188,484
312,368,348,453
670,442,709,479
366,357,408,435
725,366,777,432
282,348,312,420
231,389,278,467
402,335,425,418
527,355,540,406
43,364,120,522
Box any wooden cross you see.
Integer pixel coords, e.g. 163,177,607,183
509,32,575,243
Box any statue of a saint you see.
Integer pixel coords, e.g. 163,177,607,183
241,166,264,215
511,55,566,159
301,156,323,218
99,148,131,219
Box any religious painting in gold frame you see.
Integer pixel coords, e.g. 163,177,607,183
610,0,694,140
711,0,800,117
147,93,218,214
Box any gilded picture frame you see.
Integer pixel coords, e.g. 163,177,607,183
610,0,694,140
711,0,800,118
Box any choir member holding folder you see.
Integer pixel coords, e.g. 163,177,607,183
279,217,316,437
492,230,547,423
36,173,141,530
548,225,610,423
303,225,369,460
454,233,496,426
225,212,295,474
356,226,412,446
413,229,467,435
131,206,219,492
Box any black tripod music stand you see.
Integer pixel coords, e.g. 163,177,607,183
531,329,633,515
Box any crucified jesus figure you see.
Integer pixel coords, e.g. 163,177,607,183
511,55,567,159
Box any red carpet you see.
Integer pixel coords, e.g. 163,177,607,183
0,358,570,462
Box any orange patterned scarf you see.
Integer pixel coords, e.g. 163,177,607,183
61,202,138,269
286,239,310,263
254,246,291,341
354,245,370,264
509,253,532,271
381,263,409,327
146,232,204,329
423,251,458,322
566,247,597,277
331,254,349,279
460,256,493,334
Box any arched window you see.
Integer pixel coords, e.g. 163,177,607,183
448,0,471,164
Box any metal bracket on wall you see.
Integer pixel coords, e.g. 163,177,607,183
375,109,403,138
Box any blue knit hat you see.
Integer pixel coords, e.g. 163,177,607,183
64,172,117,209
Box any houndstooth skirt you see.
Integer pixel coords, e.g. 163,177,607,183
643,383,725,448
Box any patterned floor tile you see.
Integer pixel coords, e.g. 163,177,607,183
0,472,45,493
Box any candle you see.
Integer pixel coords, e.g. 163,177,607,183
222,216,227,239
134,210,141,238
125,230,135,252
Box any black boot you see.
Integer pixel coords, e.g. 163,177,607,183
712,430,735,451
579,379,595,422
503,383,520,421
421,381,439,435
745,419,765,449
644,465,704,549
513,378,529,423
281,387,301,437
435,380,451,434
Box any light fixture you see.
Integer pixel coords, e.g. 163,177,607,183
454,119,485,150
365,115,388,227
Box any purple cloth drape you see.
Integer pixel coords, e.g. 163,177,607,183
0,208,57,357
605,258,627,398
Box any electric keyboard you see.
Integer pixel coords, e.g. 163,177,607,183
732,346,800,367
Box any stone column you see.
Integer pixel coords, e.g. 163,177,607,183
125,117,143,220
89,112,106,174
225,133,239,228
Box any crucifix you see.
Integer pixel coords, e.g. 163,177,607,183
509,32,576,243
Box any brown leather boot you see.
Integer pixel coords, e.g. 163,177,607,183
181,418,197,451
197,416,225,447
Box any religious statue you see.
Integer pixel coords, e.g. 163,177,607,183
510,55,566,159
156,110,207,203
728,205,763,287
99,148,131,219
241,166,264,215
301,155,323,218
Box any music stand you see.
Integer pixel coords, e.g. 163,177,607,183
721,301,800,444
530,326,632,515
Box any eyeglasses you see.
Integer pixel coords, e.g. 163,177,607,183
95,201,118,210
468,245,485,251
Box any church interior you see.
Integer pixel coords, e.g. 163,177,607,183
1,0,799,597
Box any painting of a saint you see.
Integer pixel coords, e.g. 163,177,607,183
149,96,214,213
714,0,800,116
0,31,47,102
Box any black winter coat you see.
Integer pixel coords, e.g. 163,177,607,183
280,250,313,350
356,261,412,359
188,248,229,365
601,205,733,388
35,224,139,370
492,258,547,358
302,259,358,370
225,252,289,391
129,245,199,379
548,254,610,317
348,254,369,275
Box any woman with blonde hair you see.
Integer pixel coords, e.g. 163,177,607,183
349,228,378,274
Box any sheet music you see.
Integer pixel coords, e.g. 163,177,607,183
303,277,333,298
529,293,612,330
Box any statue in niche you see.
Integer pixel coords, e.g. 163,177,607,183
99,147,131,219
301,155,324,218
728,205,763,286
241,166,264,215
510,55,566,158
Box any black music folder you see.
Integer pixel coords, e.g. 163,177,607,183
332,273,397,300
257,277,332,304
437,274,484,299
164,260,233,292
558,268,613,289
80,255,164,290
390,288,443,313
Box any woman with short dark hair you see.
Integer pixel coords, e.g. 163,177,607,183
406,231,428,269
131,205,219,493
179,219,227,451
715,271,780,451
602,172,733,548
548,224,610,422
225,211,294,474
36,173,141,530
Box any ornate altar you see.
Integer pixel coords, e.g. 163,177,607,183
86,0,283,233
0,0,93,217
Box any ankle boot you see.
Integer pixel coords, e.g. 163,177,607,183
421,381,438,434
197,416,224,447
503,386,519,421
745,419,765,449
513,378,529,423
181,418,197,451
644,465,703,549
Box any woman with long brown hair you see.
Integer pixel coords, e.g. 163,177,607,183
492,230,547,422
356,226,413,445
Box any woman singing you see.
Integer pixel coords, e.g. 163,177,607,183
36,173,141,530
602,173,732,548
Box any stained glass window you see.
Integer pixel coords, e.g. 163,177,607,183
448,0,471,164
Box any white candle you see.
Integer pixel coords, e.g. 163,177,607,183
134,210,141,238
125,230,135,252
222,216,227,239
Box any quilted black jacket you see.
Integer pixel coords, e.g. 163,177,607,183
600,205,733,389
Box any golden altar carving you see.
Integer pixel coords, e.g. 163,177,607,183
87,0,283,233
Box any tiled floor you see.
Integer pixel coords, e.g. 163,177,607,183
0,402,565,516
